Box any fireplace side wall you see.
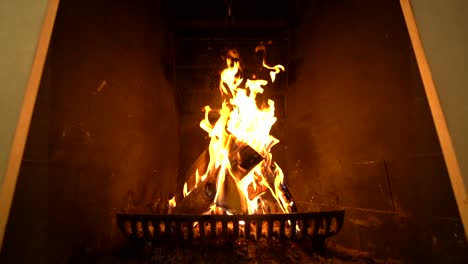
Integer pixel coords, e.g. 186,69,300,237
0,0,179,263
287,0,467,262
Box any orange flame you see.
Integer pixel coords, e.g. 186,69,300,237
168,196,176,208
183,44,292,215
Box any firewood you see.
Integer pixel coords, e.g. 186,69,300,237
176,137,264,214
214,171,247,214
183,141,263,194
174,168,218,215
183,148,210,191
228,140,264,180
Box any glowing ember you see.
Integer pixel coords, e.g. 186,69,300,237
173,43,295,215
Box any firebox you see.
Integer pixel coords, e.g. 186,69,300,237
1,0,467,263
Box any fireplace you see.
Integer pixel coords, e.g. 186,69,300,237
1,0,467,263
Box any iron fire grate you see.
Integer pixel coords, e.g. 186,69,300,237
117,210,345,242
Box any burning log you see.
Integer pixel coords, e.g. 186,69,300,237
170,46,296,216
173,177,217,214
228,140,264,179
182,149,210,191
174,139,298,215
175,141,264,215
214,169,247,214
183,141,263,190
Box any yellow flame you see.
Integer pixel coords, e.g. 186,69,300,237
183,182,189,198
183,45,291,215
183,169,203,198
168,196,176,208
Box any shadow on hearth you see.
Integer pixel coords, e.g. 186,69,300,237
67,240,381,264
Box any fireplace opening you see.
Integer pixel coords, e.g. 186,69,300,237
1,0,467,263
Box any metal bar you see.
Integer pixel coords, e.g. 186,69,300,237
210,221,216,238
279,220,285,239
199,221,205,239
290,220,296,239
116,210,345,242
222,221,228,239
233,221,239,239
268,220,274,238
142,220,150,239
188,222,193,240
175,221,182,240
245,221,251,239
256,221,262,239
301,219,308,237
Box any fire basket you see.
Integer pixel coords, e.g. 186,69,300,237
117,210,345,242
117,43,346,249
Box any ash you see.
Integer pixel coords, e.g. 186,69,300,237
74,239,378,264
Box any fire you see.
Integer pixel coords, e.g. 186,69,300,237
168,196,176,208
175,43,295,215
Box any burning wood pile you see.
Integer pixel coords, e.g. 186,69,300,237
170,44,296,216
117,43,344,245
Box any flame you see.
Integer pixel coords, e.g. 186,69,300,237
183,182,188,197
183,169,205,198
182,44,293,215
255,43,285,82
168,196,176,208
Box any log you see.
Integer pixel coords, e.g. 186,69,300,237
183,148,210,192
175,139,263,214
173,167,218,215
214,171,247,214
263,162,298,213
228,141,264,182
183,141,263,194
174,166,249,215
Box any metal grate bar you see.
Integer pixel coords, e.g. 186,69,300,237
117,211,344,242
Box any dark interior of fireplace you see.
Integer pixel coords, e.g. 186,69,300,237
1,0,467,263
